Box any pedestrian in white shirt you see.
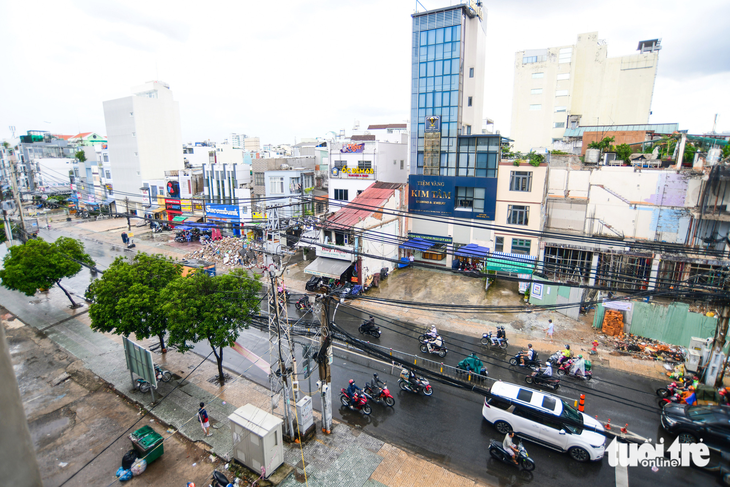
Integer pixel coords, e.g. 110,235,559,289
544,319,554,341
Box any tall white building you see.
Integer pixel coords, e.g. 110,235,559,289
103,81,184,213
510,33,661,152
229,133,247,148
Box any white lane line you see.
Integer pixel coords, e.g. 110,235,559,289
615,464,629,487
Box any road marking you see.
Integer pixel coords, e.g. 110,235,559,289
615,464,629,487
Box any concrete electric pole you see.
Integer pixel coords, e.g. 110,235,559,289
318,295,333,434
9,156,26,241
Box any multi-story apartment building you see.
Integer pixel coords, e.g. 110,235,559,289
202,160,253,235
407,2,505,269
264,169,315,219
251,156,316,208
103,81,184,214
510,33,661,152
15,131,76,194
229,133,247,149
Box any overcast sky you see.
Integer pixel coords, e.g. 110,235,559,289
1,0,728,146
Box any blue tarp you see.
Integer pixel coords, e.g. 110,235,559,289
399,238,434,251
455,243,490,258
175,225,192,231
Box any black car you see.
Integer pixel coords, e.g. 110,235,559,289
661,404,730,450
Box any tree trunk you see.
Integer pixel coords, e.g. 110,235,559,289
210,344,225,386
55,280,78,308
157,333,166,353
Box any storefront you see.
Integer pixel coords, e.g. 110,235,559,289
165,198,182,222
206,204,242,236
453,243,489,271
402,233,453,265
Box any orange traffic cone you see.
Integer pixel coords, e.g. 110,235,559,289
606,419,611,430
578,394,585,412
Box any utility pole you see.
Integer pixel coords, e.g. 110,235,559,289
9,156,26,242
712,305,730,387
318,294,333,434
125,197,131,231
2,209,13,243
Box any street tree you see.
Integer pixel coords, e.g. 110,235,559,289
87,253,181,351
161,268,262,385
0,237,94,307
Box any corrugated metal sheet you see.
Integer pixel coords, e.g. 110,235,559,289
563,123,679,137
326,182,403,230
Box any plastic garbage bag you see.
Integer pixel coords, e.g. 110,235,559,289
116,467,133,481
131,458,147,476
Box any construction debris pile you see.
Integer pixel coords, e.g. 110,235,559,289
183,237,246,266
611,334,685,363
601,310,624,336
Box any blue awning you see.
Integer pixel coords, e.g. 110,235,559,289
399,238,434,251
455,243,490,258
176,225,192,231
102,198,115,205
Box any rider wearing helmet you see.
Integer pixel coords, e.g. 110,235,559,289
347,379,362,407
570,354,586,377
558,344,572,365
363,315,377,332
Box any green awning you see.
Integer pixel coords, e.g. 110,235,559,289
486,252,537,274
172,215,187,222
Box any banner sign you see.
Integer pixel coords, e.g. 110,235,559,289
408,175,497,220
207,204,240,219
407,232,453,244
181,199,192,213
425,115,441,133
165,198,182,213
340,143,365,153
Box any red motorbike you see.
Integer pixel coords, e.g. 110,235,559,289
363,374,395,407
556,359,592,380
340,388,372,415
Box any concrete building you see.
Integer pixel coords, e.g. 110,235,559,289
407,2,506,269
244,137,261,152
510,33,661,152
556,123,679,156
251,156,316,208
306,182,407,286
103,81,184,214
263,169,315,219
230,133,247,148
15,131,76,193
183,143,216,167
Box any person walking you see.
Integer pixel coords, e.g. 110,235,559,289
121,232,128,245
197,402,212,437
545,319,554,341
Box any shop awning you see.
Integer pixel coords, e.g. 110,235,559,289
102,198,115,205
455,243,490,258
185,217,203,223
486,252,537,274
304,257,352,279
176,225,192,231
172,215,187,222
399,237,434,251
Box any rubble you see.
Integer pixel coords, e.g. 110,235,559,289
183,237,245,266
610,333,685,363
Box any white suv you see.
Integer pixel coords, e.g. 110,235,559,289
482,381,606,462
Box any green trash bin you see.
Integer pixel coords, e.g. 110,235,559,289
130,426,155,443
132,431,164,464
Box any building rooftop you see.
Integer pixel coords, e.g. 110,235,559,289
350,135,375,141
367,124,407,130
325,182,403,230
563,123,679,137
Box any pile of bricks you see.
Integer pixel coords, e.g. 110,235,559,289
602,310,624,336
183,237,244,266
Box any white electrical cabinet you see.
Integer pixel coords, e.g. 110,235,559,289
296,395,313,432
685,349,701,374
228,404,283,478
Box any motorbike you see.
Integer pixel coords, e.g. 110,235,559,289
340,388,372,415
524,372,560,390
363,374,395,407
397,368,433,396
488,439,535,471
509,352,541,370
154,364,172,382
556,359,592,380
295,295,312,312
419,338,447,358
658,392,686,409
656,380,688,398
359,321,382,339
211,469,232,487
481,326,508,349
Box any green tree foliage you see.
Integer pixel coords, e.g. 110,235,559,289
528,153,544,167
0,237,94,307
161,269,262,384
75,150,87,162
587,136,615,151
615,143,633,164
88,254,181,350
723,144,730,159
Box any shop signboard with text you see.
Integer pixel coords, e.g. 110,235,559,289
408,175,496,220
207,204,240,220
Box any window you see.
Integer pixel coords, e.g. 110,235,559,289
495,236,504,252
254,172,264,185
334,189,348,201
270,176,284,194
468,97,472,107
507,205,529,225
552,122,565,129
103,154,109,162
523,55,547,64
132,132,136,137
510,171,532,192
129,112,133,117
530,88,542,95
529,104,541,111
357,161,372,170
557,73,570,80
559,47,572,64
105,170,111,179
400,160,404,170
134,152,138,156
511,238,532,255
532,72,544,79
469,67,474,78
555,106,567,113
455,186,484,211
334,160,346,170
555,90,569,97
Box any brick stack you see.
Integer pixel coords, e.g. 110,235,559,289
602,310,624,336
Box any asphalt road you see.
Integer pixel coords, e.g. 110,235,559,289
16,228,718,487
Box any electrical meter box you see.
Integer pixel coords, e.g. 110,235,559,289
296,395,313,432
228,404,283,478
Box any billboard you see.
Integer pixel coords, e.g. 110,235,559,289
207,204,240,220
408,175,497,220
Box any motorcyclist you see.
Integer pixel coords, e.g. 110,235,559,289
558,345,572,365
346,379,362,407
570,355,586,377
503,431,519,464
520,344,535,366
425,325,438,340
362,315,377,332
370,373,385,395
426,334,443,353
532,361,553,379
408,368,421,391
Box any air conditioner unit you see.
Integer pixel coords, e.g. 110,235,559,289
280,164,290,170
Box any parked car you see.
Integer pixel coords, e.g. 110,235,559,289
661,404,730,451
482,381,606,462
